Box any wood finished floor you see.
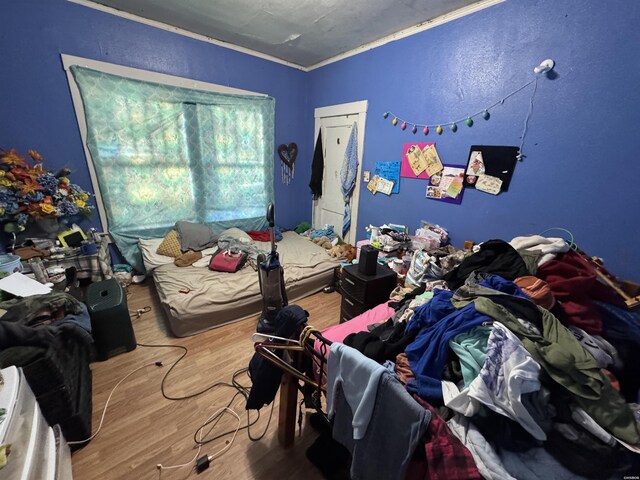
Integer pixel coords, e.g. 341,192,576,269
71,281,341,480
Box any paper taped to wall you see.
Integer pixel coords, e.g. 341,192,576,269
476,174,503,195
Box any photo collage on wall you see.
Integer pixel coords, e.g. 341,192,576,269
367,142,519,203
400,142,465,204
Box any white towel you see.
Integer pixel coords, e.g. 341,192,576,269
509,235,570,266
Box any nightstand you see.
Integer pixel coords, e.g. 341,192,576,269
339,264,397,323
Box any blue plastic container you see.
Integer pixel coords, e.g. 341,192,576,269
0,254,23,279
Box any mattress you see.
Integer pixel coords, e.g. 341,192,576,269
152,231,341,337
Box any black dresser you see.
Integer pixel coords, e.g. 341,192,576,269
339,264,397,323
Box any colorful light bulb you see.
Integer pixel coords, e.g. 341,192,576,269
466,117,473,127
383,112,389,118
450,123,458,132
423,127,429,135
401,122,407,130
392,118,398,126
482,110,490,120
412,125,418,134
436,125,443,135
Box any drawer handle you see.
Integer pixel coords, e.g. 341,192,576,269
344,298,354,307
344,277,355,286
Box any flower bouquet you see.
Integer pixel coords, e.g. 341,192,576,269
0,148,94,234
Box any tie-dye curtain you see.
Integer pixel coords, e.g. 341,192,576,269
70,66,275,272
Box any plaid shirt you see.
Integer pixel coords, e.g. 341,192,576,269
407,394,483,480
41,236,113,283
43,253,103,282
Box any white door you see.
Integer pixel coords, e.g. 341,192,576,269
312,101,367,245
315,121,352,237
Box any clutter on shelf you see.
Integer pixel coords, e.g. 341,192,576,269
1,226,114,295
366,223,412,253
349,220,455,286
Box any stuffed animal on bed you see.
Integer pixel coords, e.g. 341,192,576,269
329,244,357,262
312,236,333,249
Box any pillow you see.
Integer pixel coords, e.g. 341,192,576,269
219,227,253,244
175,221,218,251
139,238,174,271
156,230,183,258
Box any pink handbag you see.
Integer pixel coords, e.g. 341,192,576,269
208,249,247,273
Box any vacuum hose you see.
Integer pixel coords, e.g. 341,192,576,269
267,203,275,228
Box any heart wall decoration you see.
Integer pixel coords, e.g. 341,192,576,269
278,142,297,185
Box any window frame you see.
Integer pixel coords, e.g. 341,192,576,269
61,53,267,232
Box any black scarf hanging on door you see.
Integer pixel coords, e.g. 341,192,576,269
309,129,324,200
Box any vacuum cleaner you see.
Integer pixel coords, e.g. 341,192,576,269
256,202,288,333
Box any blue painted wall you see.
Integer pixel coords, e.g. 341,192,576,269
0,0,312,235
2,0,639,280
308,0,640,280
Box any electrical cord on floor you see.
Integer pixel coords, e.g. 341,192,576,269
130,306,151,320
135,342,276,476
136,342,245,400
156,406,241,478
67,360,165,446
192,368,274,446
73,308,274,475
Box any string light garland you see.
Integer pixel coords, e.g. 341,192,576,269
383,57,556,159
383,78,535,134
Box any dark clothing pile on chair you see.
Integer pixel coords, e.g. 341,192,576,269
0,292,93,449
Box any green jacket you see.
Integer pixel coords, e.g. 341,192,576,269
454,295,640,446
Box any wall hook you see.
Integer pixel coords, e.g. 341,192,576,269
534,59,555,74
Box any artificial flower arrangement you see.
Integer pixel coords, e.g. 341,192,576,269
0,148,94,233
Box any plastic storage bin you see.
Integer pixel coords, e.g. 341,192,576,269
0,366,68,480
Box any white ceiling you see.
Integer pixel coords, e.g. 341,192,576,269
84,0,496,69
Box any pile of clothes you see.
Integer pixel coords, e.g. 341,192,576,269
0,292,94,444
340,235,640,480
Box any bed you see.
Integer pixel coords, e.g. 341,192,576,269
141,231,341,337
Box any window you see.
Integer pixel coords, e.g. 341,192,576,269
64,57,274,271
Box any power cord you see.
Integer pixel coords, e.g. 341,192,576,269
156,406,241,478
136,342,242,400
74,309,276,475
538,227,577,250
67,360,165,446
191,368,274,446
135,342,276,476
129,306,151,320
